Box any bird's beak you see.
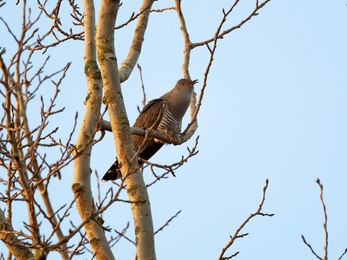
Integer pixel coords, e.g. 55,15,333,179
191,79,198,85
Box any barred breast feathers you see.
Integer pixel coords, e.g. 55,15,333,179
156,103,182,136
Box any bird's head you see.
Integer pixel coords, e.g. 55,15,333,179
175,78,198,92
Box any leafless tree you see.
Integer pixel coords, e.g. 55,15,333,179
0,0,272,259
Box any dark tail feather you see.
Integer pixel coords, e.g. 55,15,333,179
102,141,164,181
101,159,122,181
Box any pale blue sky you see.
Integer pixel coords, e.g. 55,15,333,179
1,0,347,259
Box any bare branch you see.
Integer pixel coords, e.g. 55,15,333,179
113,222,135,246
118,0,155,82
191,0,272,49
218,179,274,260
72,0,111,257
137,63,146,109
151,7,175,13
0,209,34,259
316,179,328,260
143,136,199,183
102,119,195,146
301,178,329,260
338,248,347,260
115,1,155,30
176,0,272,143
27,0,84,53
154,210,181,235
301,235,323,260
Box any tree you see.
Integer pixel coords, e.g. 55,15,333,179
0,0,274,259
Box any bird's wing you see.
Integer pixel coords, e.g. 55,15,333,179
102,99,166,181
132,99,166,152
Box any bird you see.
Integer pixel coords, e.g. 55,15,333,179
101,78,198,181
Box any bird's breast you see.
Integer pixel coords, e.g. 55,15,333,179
157,105,182,135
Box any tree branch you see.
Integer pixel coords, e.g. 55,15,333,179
118,0,155,82
96,0,156,259
301,178,329,260
102,119,193,145
0,210,34,260
218,179,274,260
73,0,111,258
191,0,272,49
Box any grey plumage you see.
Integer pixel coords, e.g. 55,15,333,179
102,78,198,181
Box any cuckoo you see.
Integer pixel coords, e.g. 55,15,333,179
102,78,198,181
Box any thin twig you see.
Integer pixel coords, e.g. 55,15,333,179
301,178,330,260
154,210,181,235
218,179,274,260
316,178,328,260
301,235,323,260
338,248,347,260
137,63,146,109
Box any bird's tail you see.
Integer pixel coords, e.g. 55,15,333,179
101,159,122,181
102,141,164,182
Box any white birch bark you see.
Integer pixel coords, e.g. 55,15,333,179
96,0,156,259
73,0,114,258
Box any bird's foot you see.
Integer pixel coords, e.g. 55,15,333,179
169,133,180,145
164,132,172,142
